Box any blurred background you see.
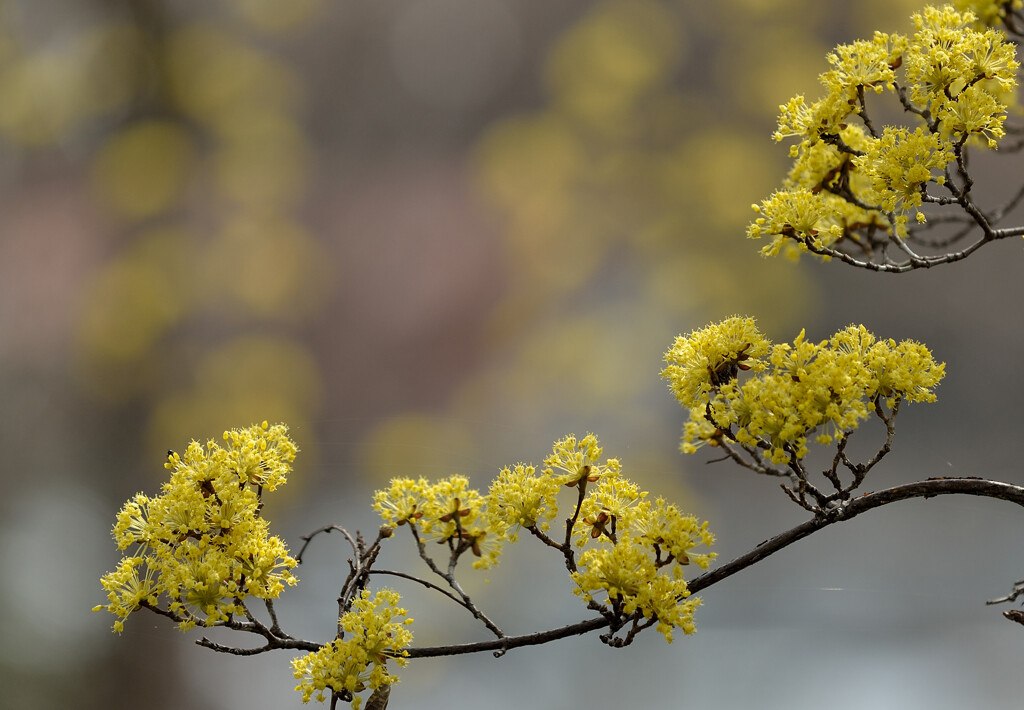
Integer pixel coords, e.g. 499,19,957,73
2,0,1024,707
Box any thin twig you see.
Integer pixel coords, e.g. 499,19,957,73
295,524,358,564
406,524,506,640
369,569,467,607
987,579,1024,605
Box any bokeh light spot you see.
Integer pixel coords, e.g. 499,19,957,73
90,120,195,220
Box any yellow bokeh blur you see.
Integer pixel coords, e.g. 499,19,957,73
225,0,326,32
166,24,302,125
210,109,308,209
75,227,196,399
91,121,195,220
147,335,322,466
545,0,683,136
204,215,331,319
0,24,144,146
362,414,476,484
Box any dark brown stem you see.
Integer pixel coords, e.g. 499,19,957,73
406,524,505,640
688,477,1024,594
295,524,357,564
561,481,590,568
404,476,1024,658
369,569,469,608
162,478,1024,660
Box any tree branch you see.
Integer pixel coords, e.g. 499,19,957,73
688,477,1024,594
404,476,1024,658
405,616,610,659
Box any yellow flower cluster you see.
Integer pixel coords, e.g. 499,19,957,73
542,433,623,487
486,463,561,541
291,589,413,708
905,5,1018,113
371,434,626,563
543,435,715,643
773,32,901,144
752,4,1019,257
373,434,715,643
748,188,846,257
661,316,770,409
571,491,715,643
373,473,503,569
854,127,953,213
662,319,945,464
95,421,299,632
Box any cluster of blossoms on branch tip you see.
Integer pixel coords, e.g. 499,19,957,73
749,4,1021,264
94,421,299,633
373,471,506,569
372,433,715,644
662,317,944,466
291,589,413,707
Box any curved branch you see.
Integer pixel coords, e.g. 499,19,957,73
295,524,357,564
189,478,1024,660
405,477,1024,658
197,635,322,655
370,568,470,608
405,616,610,659
688,477,1024,594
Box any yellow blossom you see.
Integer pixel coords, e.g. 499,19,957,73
543,433,621,487
485,463,560,540
854,127,953,214
905,5,1018,108
937,83,1008,147
664,319,944,462
571,529,706,643
754,3,1019,262
748,188,846,256
372,477,430,529
661,316,770,409
292,589,413,708
821,33,901,98
96,422,299,632
374,474,503,569
573,477,646,545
